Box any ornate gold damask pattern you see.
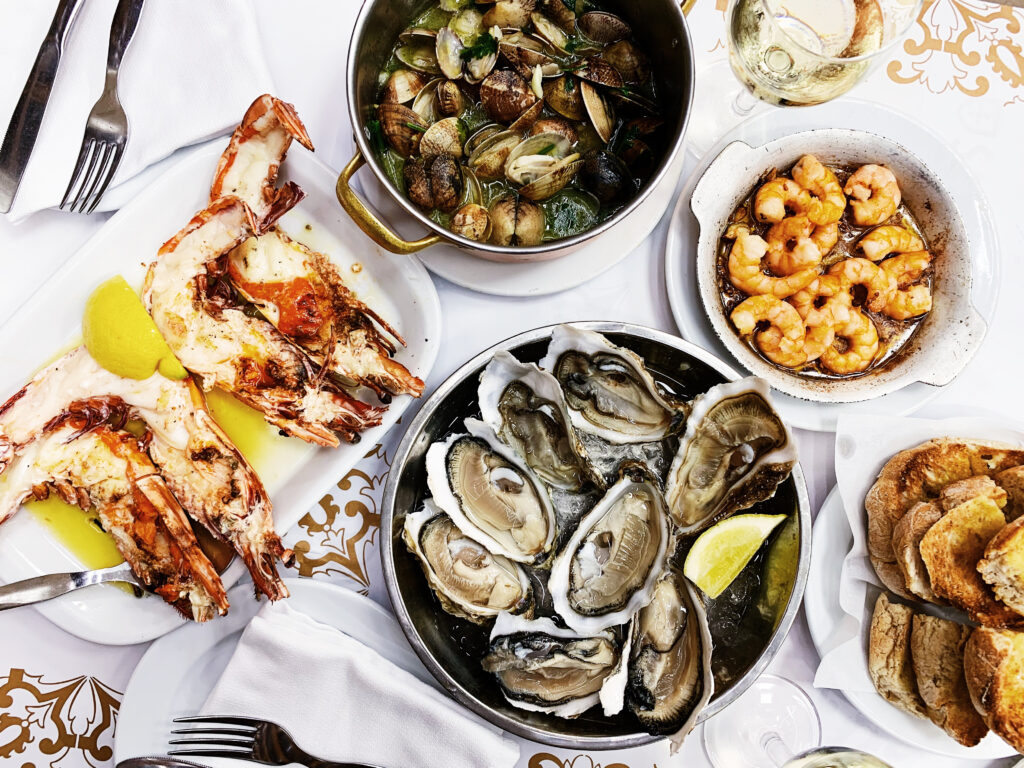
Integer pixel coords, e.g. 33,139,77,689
289,442,392,594
888,0,1024,97
0,669,120,768
528,753,639,768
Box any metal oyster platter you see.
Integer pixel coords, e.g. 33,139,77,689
381,321,811,749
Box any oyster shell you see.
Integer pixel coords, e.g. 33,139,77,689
539,325,682,444
665,377,797,536
627,569,713,752
548,468,670,634
482,612,619,718
426,418,556,564
403,501,533,623
478,351,599,491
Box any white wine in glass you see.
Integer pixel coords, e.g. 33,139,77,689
783,746,893,768
727,0,921,107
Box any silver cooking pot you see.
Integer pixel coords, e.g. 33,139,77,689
338,0,694,262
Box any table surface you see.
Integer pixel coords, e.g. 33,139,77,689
1,1,1023,767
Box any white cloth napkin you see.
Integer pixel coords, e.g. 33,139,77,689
202,601,521,768
0,0,276,221
813,413,1024,693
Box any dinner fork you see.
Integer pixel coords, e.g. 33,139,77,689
170,715,383,768
59,0,144,213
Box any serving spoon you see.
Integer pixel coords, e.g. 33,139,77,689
0,562,142,610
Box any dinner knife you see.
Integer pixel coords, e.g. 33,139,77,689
0,562,141,610
0,0,86,214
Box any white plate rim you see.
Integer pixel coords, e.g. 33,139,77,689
804,486,1015,760
663,99,1001,432
0,142,442,645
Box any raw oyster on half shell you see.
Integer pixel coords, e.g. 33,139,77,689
403,501,533,623
539,325,682,444
426,418,556,564
482,611,620,718
478,351,600,491
665,377,796,536
627,569,713,752
548,467,670,634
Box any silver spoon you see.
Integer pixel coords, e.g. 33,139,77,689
0,562,141,610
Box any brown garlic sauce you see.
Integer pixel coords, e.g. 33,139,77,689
716,162,932,379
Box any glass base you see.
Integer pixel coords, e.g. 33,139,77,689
703,674,823,768
685,59,771,162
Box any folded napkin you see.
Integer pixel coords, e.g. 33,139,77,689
0,0,275,221
813,413,1024,693
202,601,520,768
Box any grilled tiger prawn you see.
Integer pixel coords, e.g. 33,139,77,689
0,422,228,621
0,346,289,601
144,197,385,446
208,94,423,401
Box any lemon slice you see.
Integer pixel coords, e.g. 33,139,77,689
684,514,788,599
82,276,187,380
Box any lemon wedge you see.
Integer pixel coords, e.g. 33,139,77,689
82,276,187,380
684,514,788,599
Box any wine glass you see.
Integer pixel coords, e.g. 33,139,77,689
702,674,894,768
686,0,922,155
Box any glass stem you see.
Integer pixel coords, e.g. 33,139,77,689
761,730,793,767
731,86,760,117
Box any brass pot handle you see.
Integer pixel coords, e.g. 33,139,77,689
335,152,442,255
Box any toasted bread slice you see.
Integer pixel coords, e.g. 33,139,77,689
910,614,988,746
920,497,1023,627
996,466,1024,521
979,516,1024,616
868,592,928,719
865,440,1024,592
964,627,1024,753
940,475,1008,513
892,501,943,602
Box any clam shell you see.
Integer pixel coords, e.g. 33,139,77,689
395,42,441,74
436,27,466,80
575,56,624,88
581,81,614,143
519,157,581,201
468,130,522,181
383,69,429,104
543,75,587,121
378,102,427,157
576,11,631,44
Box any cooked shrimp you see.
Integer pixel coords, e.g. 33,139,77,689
789,275,852,325
820,309,879,375
0,422,228,621
731,294,835,367
754,178,814,224
844,164,901,226
728,233,819,299
827,257,896,312
210,94,314,229
228,230,424,401
0,346,290,601
857,225,924,261
791,154,846,225
765,216,822,275
810,221,839,254
730,295,807,367
880,250,933,319
144,197,385,447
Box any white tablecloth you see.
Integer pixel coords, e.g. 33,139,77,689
1,1,1023,767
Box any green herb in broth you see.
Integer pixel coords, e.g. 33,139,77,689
542,189,599,240
460,31,498,61
410,5,451,30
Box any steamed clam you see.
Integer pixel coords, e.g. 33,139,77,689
665,377,797,535
482,612,620,717
478,351,598,491
426,418,556,564
404,501,533,623
539,325,682,443
627,569,713,748
548,468,670,634
371,0,667,246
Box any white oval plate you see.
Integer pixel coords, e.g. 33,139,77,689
0,143,441,645
804,487,1015,760
665,100,1000,432
360,145,688,297
114,579,439,767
